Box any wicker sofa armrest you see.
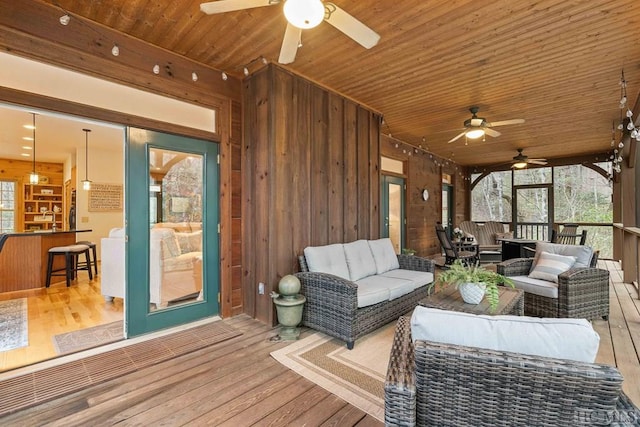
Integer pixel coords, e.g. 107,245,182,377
397,254,435,273
385,316,416,427
497,257,534,276
414,340,626,426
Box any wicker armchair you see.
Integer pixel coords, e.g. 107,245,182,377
497,257,609,320
296,254,434,349
385,316,640,426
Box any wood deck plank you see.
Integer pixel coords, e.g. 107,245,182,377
1,262,638,425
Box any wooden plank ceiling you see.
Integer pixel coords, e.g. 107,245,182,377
40,0,640,168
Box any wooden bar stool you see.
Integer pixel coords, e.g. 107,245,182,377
75,240,98,277
46,244,92,287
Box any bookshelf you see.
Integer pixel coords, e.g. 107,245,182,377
23,183,64,231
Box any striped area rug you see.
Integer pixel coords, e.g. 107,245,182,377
271,320,397,422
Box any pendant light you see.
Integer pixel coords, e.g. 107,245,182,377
82,128,92,190
29,113,39,185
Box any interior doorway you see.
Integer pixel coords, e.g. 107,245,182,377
381,175,405,253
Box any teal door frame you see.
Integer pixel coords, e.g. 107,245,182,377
126,127,219,337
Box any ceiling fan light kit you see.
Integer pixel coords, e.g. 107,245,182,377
200,0,380,64
447,106,524,144
283,0,324,29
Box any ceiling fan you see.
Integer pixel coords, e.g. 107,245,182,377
511,148,548,169
199,0,380,64
447,106,525,143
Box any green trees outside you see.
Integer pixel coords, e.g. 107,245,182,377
471,163,613,258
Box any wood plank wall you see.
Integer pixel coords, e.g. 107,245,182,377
243,65,381,324
0,0,242,318
380,134,469,257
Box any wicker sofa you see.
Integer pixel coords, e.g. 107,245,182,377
296,238,434,349
385,316,640,426
497,242,609,320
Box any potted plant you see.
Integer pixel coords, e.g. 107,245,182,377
402,248,417,256
432,260,514,311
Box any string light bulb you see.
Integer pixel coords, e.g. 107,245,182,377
59,14,70,25
191,72,198,82
221,72,228,81
111,44,119,56
153,64,160,74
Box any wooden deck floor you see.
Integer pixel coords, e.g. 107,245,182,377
0,260,637,425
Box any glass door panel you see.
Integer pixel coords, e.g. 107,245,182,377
126,128,219,337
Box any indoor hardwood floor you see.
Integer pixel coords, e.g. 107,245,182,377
0,272,123,371
0,260,637,425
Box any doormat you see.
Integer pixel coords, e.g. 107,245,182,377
52,321,124,355
0,299,28,352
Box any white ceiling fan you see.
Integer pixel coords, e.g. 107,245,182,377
511,148,548,169
447,106,525,143
199,0,380,64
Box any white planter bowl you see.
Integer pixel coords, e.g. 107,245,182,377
459,282,486,305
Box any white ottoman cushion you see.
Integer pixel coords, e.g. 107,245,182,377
411,306,600,363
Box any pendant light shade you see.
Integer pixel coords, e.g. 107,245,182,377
82,128,92,191
29,113,39,185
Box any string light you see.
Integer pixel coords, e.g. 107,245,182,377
59,14,70,25
612,69,639,174
111,44,119,56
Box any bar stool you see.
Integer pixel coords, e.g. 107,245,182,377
75,240,98,277
46,244,92,287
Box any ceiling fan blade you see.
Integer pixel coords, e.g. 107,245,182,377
448,132,466,143
200,0,278,14
489,118,525,127
529,159,548,165
484,128,501,137
278,23,301,64
324,3,380,49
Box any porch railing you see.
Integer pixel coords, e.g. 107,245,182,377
475,221,614,259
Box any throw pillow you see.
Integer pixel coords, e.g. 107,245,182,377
528,251,577,283
410,306,600,363
368,238,400,274
530,241,593,272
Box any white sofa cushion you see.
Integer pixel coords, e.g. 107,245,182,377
355,275,414,307
528,251,576,283
353,278,391,308
343,240,377,281
411,306,600,363
368,238,400,274
509,275,559,298
304,244,350,280
531,242,593,272
380,269,434,291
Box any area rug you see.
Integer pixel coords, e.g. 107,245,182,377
271,321,397,422
0,298,28,352
52,321,123,355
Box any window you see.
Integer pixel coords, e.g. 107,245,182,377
0,180,16,233
471,171,512,222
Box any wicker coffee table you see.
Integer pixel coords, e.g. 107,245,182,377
419,285,524,315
